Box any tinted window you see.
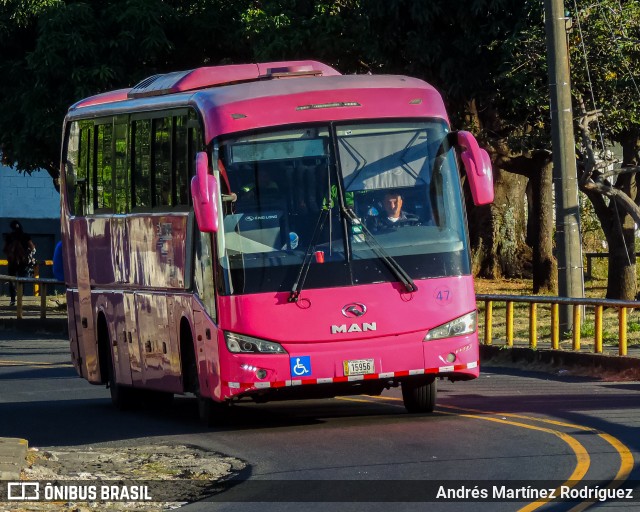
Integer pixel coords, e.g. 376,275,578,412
133,119,152,208
96,123,113,211
114,122,128,213
154,117,172,207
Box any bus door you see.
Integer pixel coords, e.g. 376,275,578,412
135,293,182,392
192,308,221,400
71,218,100,383
110,217,133,385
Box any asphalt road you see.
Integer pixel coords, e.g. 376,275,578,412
1,331,639,512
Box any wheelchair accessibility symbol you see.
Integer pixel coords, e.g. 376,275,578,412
290,356,312,377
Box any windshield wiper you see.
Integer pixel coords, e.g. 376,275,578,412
288,207,330,303
342,207,418,293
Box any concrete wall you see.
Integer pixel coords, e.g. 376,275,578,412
1,164,61,284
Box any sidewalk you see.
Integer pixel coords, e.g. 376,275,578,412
0,438,28,480
481,344,640,379
0,295,67,334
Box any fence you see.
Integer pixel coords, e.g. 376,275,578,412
2,270,640,358
0,259,58,297
584,252,640,279
0,274,63,320
477,293,640,357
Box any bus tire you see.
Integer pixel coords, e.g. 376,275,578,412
401,377,437,413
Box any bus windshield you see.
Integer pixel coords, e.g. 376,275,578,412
218,120,470,295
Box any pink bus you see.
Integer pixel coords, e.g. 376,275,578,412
60,60,493,423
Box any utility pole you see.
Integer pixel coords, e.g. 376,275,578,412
543,0,585,333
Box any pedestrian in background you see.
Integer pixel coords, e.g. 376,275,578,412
2,220,36,306
52,240,64,282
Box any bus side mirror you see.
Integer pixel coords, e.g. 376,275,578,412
191,151,219,232
457,131,494,206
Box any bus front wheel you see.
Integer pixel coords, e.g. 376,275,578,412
401,378,437,413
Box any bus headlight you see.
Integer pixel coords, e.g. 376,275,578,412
224,332,288,354
424,311,477,341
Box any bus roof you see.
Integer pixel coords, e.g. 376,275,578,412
66,61,450,141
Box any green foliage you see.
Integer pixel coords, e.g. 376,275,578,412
580,191,607,252
580,322,594,337
568,0,640,143
0,0,250,178
2,0,640,197
238,0,366,71
628,322,640,333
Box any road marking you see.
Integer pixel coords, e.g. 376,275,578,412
435,403,635,509
334,396,377,404
338,395,633,511
0,359,73,368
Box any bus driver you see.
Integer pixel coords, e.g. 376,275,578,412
369,191,420,231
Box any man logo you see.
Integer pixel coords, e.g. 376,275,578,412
331,322,377,334
342,303,367,318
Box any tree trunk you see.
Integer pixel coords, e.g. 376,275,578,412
605,203,636,300
604,135,639,300
529,158,557,293
469,166,531,278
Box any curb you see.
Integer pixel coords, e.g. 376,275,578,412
0,438,28,480
480,345,640,377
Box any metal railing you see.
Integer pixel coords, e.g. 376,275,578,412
0,274,64,320
0,259,55,296
477,294,640,357
584,252,640,279
2,268,638,357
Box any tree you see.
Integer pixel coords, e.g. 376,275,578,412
0,0,250,187
5,0,640,300
0,0,175,185
568,0,640,300
486,0,640,299
355,0,556,289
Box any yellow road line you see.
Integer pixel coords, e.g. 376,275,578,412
566,432,635,512
342,395,632,511
436,410,589,511
335,396,377,404
435,403,635,504
0,359,72,368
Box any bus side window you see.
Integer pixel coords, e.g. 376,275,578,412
66,122,95,216
154,117,172,207
175,115,189,206
96,122,113,211
65,122,81,215
114,121,129,213
132,119,152,209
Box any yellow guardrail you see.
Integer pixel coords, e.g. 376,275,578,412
477,294,639,357
0,273,63,320
0,259,54,296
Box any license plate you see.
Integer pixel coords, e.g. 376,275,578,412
343,358,375,376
